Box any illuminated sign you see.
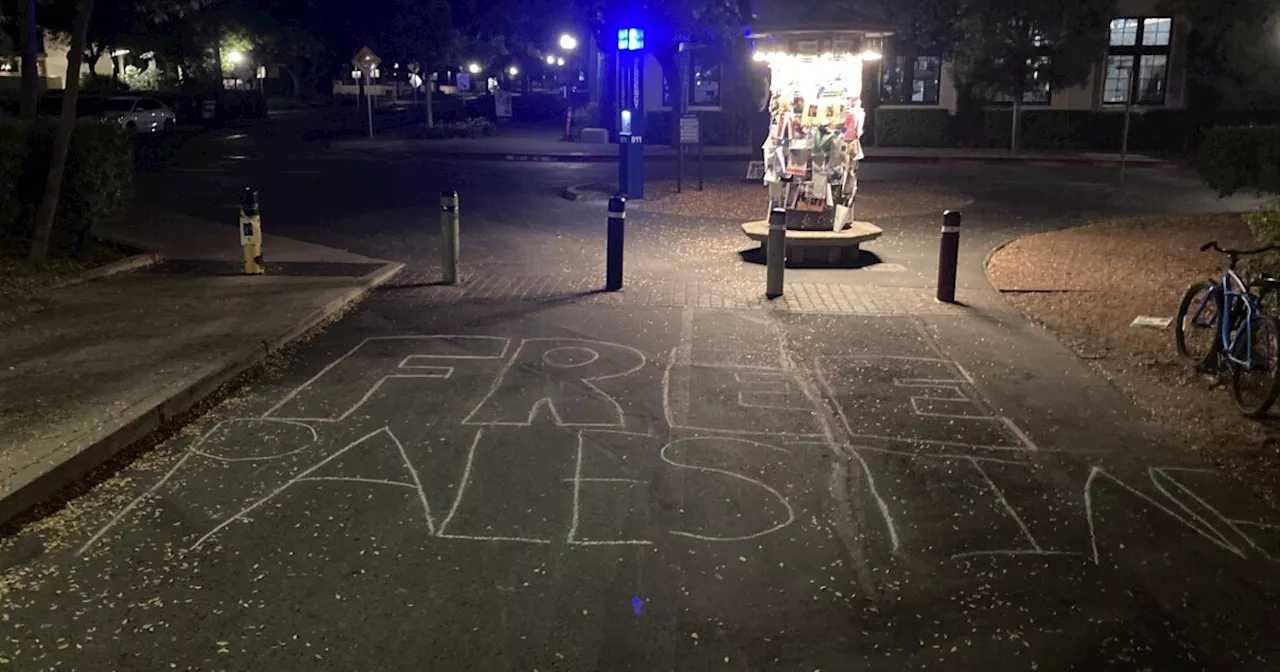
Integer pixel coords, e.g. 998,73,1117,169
617,28,645,51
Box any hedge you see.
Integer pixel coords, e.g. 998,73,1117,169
978,109,1188,152
1,118,134,251
1197,126,1280,197
408,117,496,139
643,110,764,146
874,108,950,147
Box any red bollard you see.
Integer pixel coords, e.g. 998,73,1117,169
936,210,962,303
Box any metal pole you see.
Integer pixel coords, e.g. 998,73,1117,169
440,190,459,284
606,194,626,291
426,73,435,128
765,207,786,299
698,142,704,192
1121,65,1134,187
563,85,573,141
365,73,374,139
936,210,962,303
677,141,684,193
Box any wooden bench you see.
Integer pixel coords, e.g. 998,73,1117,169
740,220,884,264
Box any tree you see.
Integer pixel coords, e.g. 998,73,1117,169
1168,0,1280,147
948,0,1110,152
27,0,92,265
17,0,38,118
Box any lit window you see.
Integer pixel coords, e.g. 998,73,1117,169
662,49,721,107
1142,18,1171,46
881,50,940,105
1105,17,1172,104
1103,55,1133,104
1109,19,1138,46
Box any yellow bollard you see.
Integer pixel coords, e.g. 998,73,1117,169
239,187,264,275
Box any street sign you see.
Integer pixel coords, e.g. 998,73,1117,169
679,114,700,145
457,73,471,91
351,46,381,75
408,73,423,90
407,62,420,74
494,90,513,119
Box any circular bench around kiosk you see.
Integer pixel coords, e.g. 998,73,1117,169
741,220,884,265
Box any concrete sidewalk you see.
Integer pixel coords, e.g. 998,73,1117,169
0,209,402,524
331,130,1178,167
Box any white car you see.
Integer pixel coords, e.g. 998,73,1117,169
102,96,176,133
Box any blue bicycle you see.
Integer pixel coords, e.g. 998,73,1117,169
1175,241,1280,417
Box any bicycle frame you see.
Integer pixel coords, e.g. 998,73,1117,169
1194,267,1260,367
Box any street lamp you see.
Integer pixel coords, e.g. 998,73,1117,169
556,57,565,67
546,55,556,65
508,65,519,76
559,34,578,51
228,50,244,65
467,62,481,74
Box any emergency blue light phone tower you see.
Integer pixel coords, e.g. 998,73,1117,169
616,27,645,199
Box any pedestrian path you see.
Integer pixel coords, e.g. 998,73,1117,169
0,209,401,523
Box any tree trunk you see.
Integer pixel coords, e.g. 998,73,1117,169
285,66,302,99
112,53,122,81
28,0,96,267
1010,96,1022,155
84,45,103,80
18,0,39,119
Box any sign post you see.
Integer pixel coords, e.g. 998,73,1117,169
407,61,421,123
351,46,382,139
678,114,702,193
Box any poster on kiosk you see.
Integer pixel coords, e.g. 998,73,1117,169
757,47,871,231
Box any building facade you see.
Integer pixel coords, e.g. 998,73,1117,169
627,0,1190,147
877,0,1188,114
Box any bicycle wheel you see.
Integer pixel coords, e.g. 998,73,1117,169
1254,278,1280,317
1230,314,1280,418
1175,282,1222,368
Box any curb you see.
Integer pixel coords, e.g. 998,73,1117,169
561,183,590,201
54,251,165,288
0,260,405,528
345,143,1188,169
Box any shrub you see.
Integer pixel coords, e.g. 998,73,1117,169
874,108,950,147
1197,126,1280,197
412,117,496,139
1244,200,1280,275
515,92,568,122
5,119,133,251
81,73,132,94
570,102,599,135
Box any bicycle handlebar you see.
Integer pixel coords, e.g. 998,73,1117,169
1200,240,1280,256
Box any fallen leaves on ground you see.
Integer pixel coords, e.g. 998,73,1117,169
988,213,1280,506
0,239,132,326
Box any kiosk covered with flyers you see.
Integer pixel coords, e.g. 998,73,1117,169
741,28,889,262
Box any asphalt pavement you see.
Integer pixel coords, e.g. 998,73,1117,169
1,110,1277,670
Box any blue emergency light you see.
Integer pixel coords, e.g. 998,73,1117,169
617,28,645,51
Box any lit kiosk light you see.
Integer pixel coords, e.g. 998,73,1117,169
740,28,888,267
616,27,646,199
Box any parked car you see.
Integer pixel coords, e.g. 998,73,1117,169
101,96,176,133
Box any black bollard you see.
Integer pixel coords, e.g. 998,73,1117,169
766,207,786,299
606,194,626,291
440,191,459,285
936,210,962,303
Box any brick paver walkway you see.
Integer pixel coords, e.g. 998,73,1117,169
381,271,1011,316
